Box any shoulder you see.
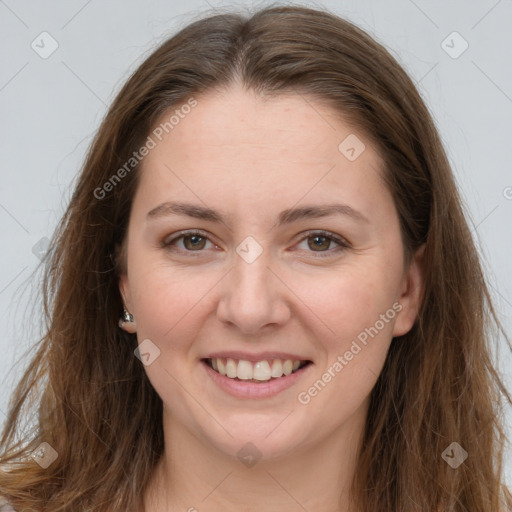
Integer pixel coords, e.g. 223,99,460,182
0,498,15,511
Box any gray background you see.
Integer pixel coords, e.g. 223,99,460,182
1,0,511,482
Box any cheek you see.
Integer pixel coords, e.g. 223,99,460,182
295,272,397,425
293,264,399,345
129,259,224,354
129,267,209,400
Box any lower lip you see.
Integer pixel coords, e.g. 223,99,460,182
201,360,313,399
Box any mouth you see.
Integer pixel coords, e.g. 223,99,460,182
201,357,313,383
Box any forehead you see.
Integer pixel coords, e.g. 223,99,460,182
133,87,390,223
149,87,370,161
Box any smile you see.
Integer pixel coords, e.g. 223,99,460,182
204,357,311,382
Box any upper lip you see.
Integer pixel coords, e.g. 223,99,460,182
203,351,312,363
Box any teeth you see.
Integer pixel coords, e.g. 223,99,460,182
253,361,271,381
282,360,293,376
271,359,283,378
226,358,237,378
209,357,307,381
237,360,253,380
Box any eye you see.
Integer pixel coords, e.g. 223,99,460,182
162,229,350,257
294,230,349,257
162,230,217,253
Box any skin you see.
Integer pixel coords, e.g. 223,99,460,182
118,85,425,512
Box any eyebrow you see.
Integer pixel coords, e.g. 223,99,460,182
147,201,370,226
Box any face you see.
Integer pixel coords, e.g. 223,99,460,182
118,86,423,461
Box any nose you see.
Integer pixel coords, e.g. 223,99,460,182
216,247,291,334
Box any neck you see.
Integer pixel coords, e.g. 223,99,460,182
144,403,368,512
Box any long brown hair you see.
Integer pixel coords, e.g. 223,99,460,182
1,5,510,511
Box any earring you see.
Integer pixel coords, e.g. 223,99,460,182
119,308,136,333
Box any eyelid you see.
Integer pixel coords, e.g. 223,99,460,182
293,229,350,257
162,229,218,253
162,229,350,256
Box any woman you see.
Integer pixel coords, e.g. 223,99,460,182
1,5,510,511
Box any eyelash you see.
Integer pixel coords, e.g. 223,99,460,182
161,229,350,258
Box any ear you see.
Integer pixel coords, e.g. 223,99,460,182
118,272,131,311
118,272,137,334
115,241,130,307
392,243,425,337
115,241,137,333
